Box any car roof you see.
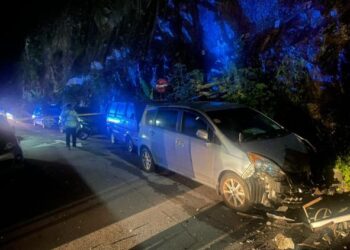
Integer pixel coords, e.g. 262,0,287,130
147,101,246,112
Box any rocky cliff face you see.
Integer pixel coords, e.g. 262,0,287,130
20,0,349,105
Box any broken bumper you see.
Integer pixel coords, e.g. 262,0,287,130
248,171,312,207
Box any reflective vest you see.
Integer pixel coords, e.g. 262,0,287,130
63,110,78,128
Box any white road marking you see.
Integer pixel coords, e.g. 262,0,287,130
33,142,62,148
54,140,66,144
34,140,83,148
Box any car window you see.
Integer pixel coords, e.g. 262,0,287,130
145,109,157,126
108,103,117,116
182,112,208,138
156,109,178,131
126,103,135,119
207,108,288,142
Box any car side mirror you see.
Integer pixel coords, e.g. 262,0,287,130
196,129,209,141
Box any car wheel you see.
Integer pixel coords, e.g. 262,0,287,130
220,172,251,211
110,133,116,144
141,147,155,172
126,137,134,153
78,130,89,140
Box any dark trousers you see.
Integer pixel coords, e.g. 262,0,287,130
66,127,77,147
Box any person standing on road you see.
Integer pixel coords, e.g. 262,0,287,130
60,104,79,149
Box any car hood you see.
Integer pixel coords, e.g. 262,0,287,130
238,133,311,173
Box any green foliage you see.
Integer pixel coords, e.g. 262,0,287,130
335,153,350,190
168,64,204,102
222,67,276,114
62,85,87,106
275,56,312,104
140,78,153,100
167,65,277,115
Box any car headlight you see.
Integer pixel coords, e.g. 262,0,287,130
4,142,14,150
6,113,14,120
247,152,285,179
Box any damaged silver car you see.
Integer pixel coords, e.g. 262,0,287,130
138,102,316,211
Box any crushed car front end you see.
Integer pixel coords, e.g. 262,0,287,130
241,135,315,207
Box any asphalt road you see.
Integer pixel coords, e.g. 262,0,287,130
0,123,349,250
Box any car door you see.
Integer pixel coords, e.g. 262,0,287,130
178,111,217,184
149,108,179,169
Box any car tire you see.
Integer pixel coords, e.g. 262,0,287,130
126,136,134,153
77,130,90,140
220,172,251,211
141,147,155,172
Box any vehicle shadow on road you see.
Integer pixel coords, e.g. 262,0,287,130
0,158,115,249
0,144,208,250
131,202,264,250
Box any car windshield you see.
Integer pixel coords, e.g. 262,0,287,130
206,108,289,142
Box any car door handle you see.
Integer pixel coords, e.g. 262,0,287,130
176,139,184,147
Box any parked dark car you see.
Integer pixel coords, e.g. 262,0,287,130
107,101,146,152
0,115,23,163
32,104,61,129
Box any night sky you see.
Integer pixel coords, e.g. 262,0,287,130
0,1,67,84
